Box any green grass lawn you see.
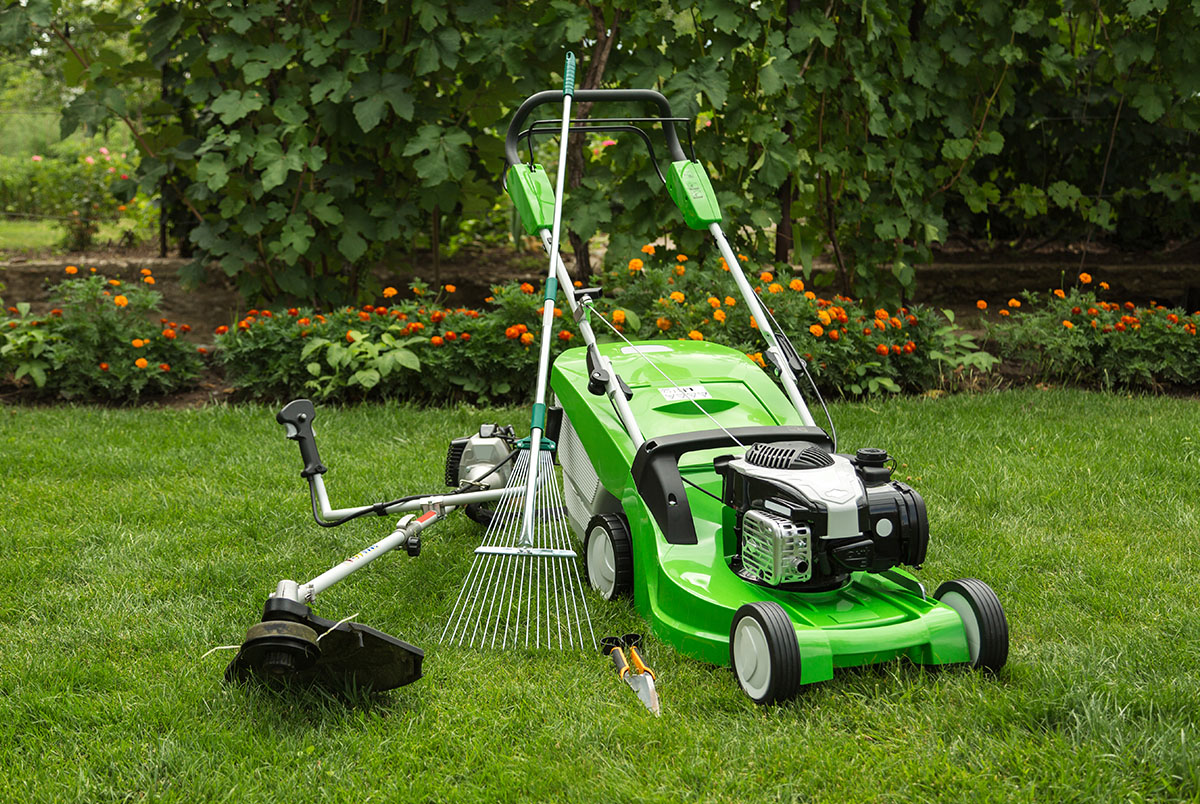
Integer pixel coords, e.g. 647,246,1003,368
0,218,135,253
1,390,1197,802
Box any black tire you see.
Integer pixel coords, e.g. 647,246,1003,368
729,601,801,705
933,578,1009,672
583,513,633,600
464,502,494,527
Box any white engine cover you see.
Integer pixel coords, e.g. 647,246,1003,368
725,453,865,539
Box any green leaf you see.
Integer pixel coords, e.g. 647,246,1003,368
354,95,387,133
307,362,322,377
211,90,264,125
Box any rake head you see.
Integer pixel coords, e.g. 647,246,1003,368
442,449,596,651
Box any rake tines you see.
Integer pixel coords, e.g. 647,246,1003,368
441,449,596,651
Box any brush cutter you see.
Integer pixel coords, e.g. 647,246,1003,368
500,85,1011,704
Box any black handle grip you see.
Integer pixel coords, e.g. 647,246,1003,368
277,399,327,478
610,647,629,679
504,89,687,168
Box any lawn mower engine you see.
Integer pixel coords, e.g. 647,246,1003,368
716,443,927,591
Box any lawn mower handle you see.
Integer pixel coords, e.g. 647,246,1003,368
504,89,688,168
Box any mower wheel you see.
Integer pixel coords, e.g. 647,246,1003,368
464,503,495,527
730,602,801,705
933,578,1009,672
583,514,633,600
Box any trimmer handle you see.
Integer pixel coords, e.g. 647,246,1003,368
277,399,327,478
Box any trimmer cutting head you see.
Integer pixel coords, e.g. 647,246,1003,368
225,597,424,692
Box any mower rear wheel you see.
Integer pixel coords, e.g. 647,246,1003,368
583,514,633,600
933,578,1009,672
730,602,801,705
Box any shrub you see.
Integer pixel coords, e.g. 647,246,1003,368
0,268,204,401
984,274,1200,389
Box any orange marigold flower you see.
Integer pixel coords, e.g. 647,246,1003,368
89,267,96,273
1099,281,1110,290
8,321,17,328
804,291,816,300
976,300,987,310
829,329,840,341
346,330,356,342
113,295,129,307
760,271,773,283
356,311,369,322
431,336,444,346
714,309,727,323
1124,301,1136,311
99,362,109,371
215,325,229,335
505,326,520,339
65,266,78,275
818,310,832,326
198,346,209,354
768,283,783,294
315,314,326,324
516,324,528,334
1087,308,1099,316
520,282,535,294
162,329,176,339
707,296,721,309
50,308,62,317
888,344,900,354
108,279,121,287
520,332,534,345
1167,313,1179,324
144,276,156,285
1008,298,1021,308
382,287,398,298
873,319,887,331
890,317,902,329
1071,306,1082,315
737,254,749,262
719,258,730,271
676,254,688,263
750,316,758,330
445,284,456,293
431,311,445,324
1079,272,1092,284
725,296,736,307
159,363,170,371
558,330,573,341
809,324,825,337
628,258,644,272
687,330,703,340
669,291,685,303
999,309,1010,317
875,308,890,320
140,268,152,276
1054,289,1066,299
789,278,804,292
134,358,148,369
446,331,459,341
641,244,656,255
656,317,672,331
1062,320,1074,329
461,333,471,342
612,310,626,324
674,264,686,276
748,352,765,367
903,341,916,354
287,308,299,316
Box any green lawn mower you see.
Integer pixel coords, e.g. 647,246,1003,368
226,63,1008,706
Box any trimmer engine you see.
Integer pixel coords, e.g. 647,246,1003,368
717,442,927,590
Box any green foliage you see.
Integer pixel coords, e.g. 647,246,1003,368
0,271,204,400
985,275,1200,388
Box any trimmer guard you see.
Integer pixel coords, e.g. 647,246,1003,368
225,597,423,692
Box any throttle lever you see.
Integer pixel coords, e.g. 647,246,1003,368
277,399,327,478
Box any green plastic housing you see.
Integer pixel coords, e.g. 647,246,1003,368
666,160,722,229
506,164,556,235
550,339,971,684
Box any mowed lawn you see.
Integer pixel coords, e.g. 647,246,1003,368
0,390,1197,802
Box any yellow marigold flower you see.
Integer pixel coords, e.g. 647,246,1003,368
64,266,78,275
674,264,685,276
134,357,148,369
670,291,685,303
628,258,644,271
1099,281,1110,290
768,283,783,294
1079,273,1092,284
520,332,534,345
383,287,398,298
804,291,816,300
641,244,656,255
809,324,825,337
748,351,765,366
1054,289,1066,299
725,296,736,306
707,296,721,309
976,299,987,310
612,310,626,324
687,330,703,340
999,309,1010,317
818,310,832,326
656,317,671,331
789,278,804,292
113,295,129,307
713,309,726,323
676,254,688,263
1008,298,1021,308
1062,320,1074,329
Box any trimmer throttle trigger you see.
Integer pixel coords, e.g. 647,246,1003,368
277,399,327,478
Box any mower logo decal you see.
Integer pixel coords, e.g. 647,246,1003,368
659,385,711,402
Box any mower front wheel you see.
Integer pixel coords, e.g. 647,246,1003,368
933,578,1009,672
583,514,633,600
730,602,801,705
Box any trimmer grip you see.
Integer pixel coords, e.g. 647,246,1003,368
610,647,629,679
277,399,327,478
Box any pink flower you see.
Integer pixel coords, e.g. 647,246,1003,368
120,174,128,180
31,155,42,162
85,156,95,165
602,139,616,147
99,146,109,155
107,167,116,174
